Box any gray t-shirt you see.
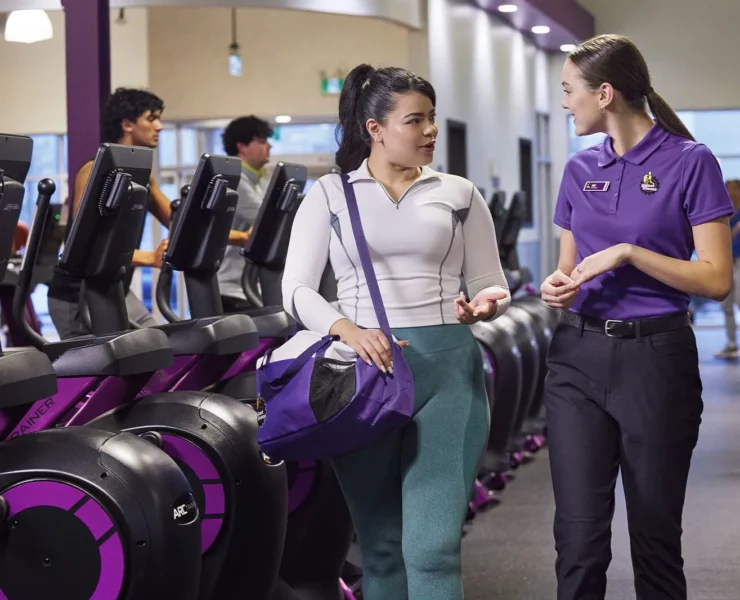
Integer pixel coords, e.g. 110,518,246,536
218,164,266,299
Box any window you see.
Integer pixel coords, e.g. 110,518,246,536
270,123,338,155
22,134,68,227
536,113,554,280
20,133,68,341
567,115,605,156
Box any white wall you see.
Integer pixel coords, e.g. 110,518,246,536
0,8,150,134
147,7,414,122
427,0,551,260
578,0,740,111
545,53,570,275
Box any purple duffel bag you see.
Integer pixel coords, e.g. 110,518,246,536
255,174,415,461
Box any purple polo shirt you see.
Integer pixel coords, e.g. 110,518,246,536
554,124,734,320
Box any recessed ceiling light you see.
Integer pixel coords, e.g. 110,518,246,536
560,44,577,52
531,25,550,35
498,4,518,12
275,115,292,124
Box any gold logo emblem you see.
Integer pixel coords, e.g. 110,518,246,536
640,171,659,194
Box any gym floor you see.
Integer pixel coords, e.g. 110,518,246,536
462,326,740,599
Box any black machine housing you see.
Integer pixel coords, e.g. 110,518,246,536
84,152,288,600
0,144,202,599
242,161,307,271
0,135,33,288
0,428,203,600
0,136,57,405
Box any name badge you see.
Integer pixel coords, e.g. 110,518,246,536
583,181,610,192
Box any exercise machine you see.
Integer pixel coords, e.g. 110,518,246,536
1,202,64,346
29,149,287,600
157,162,358,600
0,137,203,599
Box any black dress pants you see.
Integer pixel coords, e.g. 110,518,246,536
544,314,703,600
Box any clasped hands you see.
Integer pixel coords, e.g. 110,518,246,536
541,243,630,309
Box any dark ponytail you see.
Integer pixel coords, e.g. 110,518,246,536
645,91,695,141
569,34,694,141
335,64,376,174
334,63,437,173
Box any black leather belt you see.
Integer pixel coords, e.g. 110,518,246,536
559,311,691,338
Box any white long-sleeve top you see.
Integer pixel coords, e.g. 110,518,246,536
281,159,511,334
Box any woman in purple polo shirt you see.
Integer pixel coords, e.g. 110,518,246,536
540,34,735,600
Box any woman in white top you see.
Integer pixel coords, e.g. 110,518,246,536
281,63,511,600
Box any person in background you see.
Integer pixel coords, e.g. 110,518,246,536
715,178,740,358
47,88,250,339
541,34,733,600
219,115,274,313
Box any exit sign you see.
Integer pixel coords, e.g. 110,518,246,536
321,76,344,95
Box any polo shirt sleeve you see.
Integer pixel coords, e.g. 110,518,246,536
553,160,573,230
682,143,735,226
281,178,347,335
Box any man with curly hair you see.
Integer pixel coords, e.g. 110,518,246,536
47,88,250,339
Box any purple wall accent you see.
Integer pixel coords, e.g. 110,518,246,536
526,0,594,40
61,0,111,203
474,0,595,52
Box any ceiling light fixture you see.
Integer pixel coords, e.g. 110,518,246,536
275,116,292,124
4,10,54,44
560,44,577,52
498,4,518,12
531,25,550,35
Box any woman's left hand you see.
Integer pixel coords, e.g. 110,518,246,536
572,243,631,286
455,290,509,324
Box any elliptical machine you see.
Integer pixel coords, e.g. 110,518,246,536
14,148,289,600
1,201,64,347
0,136,203,599
156,162,358,600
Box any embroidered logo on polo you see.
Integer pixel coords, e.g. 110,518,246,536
640,171,659,194
583,181,610,192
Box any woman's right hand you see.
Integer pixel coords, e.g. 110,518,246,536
540,269,580,310
329,319,408,374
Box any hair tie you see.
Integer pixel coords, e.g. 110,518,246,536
645,86,654,97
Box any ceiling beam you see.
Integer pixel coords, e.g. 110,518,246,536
473,0,595,53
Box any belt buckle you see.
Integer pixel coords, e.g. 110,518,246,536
604,319,622,337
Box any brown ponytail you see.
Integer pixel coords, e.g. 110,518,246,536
569,35,694,141
646,90,695,141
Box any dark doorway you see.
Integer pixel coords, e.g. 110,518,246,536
519,137,533,226
447,120,467,178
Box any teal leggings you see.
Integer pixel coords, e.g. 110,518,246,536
331,324,490,600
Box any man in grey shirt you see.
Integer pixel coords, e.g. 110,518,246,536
219,115,274,312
